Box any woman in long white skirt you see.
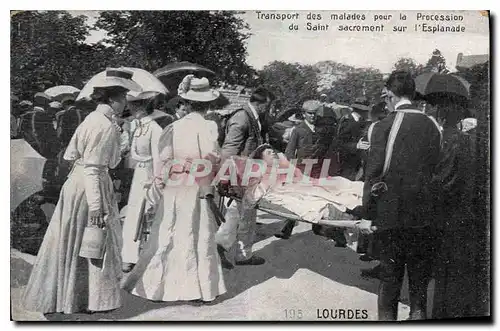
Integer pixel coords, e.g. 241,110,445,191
22,69,141,314
122,75,226,302
121,91,165,272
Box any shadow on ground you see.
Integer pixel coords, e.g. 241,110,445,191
14,217,415,321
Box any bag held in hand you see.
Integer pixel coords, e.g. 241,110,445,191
79,225,107,259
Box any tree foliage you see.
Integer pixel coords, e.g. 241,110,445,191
322,67,384,105
393,57,425,77
11,11,93,99
257,61,320,110
425,49,449,73
95,11,256,85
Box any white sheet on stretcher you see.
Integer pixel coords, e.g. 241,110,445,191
259,177,363,223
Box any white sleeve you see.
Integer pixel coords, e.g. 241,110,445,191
83,165,103,212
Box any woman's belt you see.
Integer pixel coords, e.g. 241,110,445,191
71,159,109,173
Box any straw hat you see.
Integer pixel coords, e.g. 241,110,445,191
94,68,142,92
178,75,220,102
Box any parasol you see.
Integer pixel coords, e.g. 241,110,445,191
415,72,471,100
76,68,168,101
154,62,215,98
10,139,47,212
44,85,80,103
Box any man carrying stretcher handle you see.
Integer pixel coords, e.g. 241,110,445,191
218,145,365,239
215,87,275,269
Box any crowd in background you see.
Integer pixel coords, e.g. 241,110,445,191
11,67,483,320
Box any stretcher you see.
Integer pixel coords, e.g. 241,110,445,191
212,192,362,229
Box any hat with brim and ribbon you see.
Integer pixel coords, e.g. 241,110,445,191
93,68,142,92
350,97,371,112
178,75,220,102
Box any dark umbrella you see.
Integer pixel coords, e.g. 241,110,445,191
33,92,51,109
154,62,216,99
415,72,471,100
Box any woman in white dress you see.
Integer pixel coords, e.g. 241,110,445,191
122,75,226,302
121,91,165,272
22,69,141,314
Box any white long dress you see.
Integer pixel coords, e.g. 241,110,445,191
121,115,162,264
122,112,226,302
22,104,123,314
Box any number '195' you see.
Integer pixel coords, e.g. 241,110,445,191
284,309,303,319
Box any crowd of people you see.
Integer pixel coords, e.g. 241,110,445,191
12,67,480,320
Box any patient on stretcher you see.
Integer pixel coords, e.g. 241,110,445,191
225,144,363,223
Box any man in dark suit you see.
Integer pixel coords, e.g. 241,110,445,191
358,71,442,320
337,97,372,181
215,87,275,268
274,100,323,239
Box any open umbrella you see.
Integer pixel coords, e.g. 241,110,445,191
11,139,47,212
76,68,168,101
154,62,215,98
44,85,80,103
415,72,471,100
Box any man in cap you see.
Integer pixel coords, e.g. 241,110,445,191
319,93,328,104
337,96,372,181
275,99,326,239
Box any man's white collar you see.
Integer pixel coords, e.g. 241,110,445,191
248,102,259,120
304,120,315,132
394,98,412,110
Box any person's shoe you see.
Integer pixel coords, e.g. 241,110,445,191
235,256,266,266
335,241,347,248
217,245,234,270
359,254,374,262
122,262,135,273
360,264,381,279
274,232,291,239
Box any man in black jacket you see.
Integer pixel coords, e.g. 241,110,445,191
359,71,441,320
337,97,371,180
275,100,323,239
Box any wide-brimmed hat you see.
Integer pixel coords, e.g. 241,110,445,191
178,75,220,102
93,68,142,92
302,100,323,113
127,91,161,102
350,97,371,112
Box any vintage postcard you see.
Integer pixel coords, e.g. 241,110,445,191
10,10,490,321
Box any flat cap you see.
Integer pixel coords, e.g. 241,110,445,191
302,100,323,112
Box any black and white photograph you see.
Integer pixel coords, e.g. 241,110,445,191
9,9,490,321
